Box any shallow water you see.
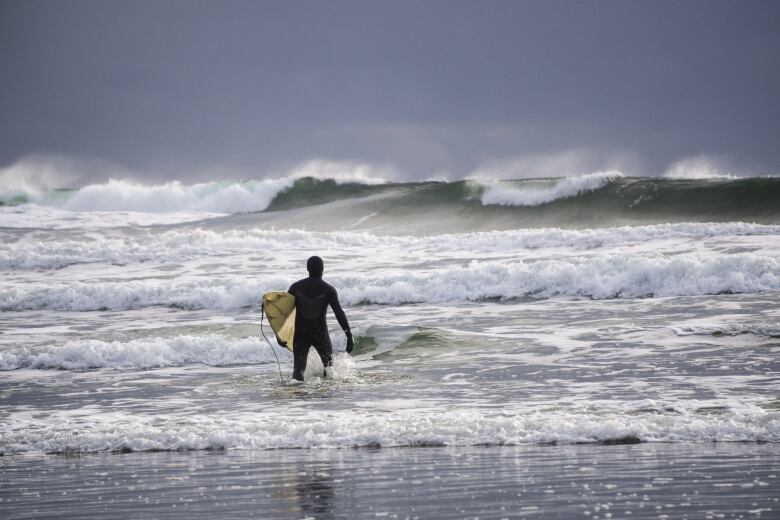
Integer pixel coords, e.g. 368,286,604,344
2,291,778,451
1,178,779,517
1,444,778,519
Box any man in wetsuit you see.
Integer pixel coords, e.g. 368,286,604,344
287,256,354,381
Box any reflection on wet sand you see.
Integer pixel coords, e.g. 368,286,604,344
1,444,777,519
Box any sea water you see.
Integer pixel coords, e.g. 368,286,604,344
1,174,778,518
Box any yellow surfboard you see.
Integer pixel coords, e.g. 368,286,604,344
262,291,296,351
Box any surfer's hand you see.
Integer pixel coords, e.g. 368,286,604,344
346,334,354,354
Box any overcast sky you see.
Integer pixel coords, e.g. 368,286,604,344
1,0,779,182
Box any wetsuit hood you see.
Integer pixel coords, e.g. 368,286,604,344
307,255,324,278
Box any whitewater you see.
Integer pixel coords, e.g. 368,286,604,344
2,172,779,518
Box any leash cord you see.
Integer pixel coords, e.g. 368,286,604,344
260,305,285,384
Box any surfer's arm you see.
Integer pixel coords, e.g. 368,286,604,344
330,288,354,353
329,288,351,335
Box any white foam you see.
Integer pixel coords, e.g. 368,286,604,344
663,156,736,179
480,171,623,206
0,154,92,201
1,407,777,454
287,159,392,184
59,178,295,213
0,334,291,370
672,323,780,338
0,177,295,228
300,352,358,382
0,155,390,209
2,252,777,311
2,222,777,270
338,253,780,303
0,204,224,229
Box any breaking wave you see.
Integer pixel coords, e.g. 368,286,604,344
2,252,777,311
2,407,777,454
2,222,777,270
479,171,623,206
0,335,291,371
3,175,780,230
39,178,293,213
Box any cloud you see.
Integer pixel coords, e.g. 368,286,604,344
3,2,779,180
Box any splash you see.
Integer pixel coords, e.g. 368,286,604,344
663,156,737,179
480,171,624,206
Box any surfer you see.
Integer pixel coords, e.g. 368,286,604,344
287,256,353,381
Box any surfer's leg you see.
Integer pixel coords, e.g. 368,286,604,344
315,335,333,377
292,342,310,381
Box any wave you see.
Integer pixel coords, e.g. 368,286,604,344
0,157,390,210
2,407,777,454
4,175,780,226
2,252,777,311
0,335,292,371
0,178,296,215
65,178,292,213
2,222,777,270
479,171,623,206
269,175,780,229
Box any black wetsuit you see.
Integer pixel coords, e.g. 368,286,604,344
287,276,350,380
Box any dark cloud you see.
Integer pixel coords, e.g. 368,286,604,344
1,0,778,181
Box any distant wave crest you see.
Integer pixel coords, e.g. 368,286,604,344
663,156,737,180
64,178,294,213
3,173,780,230
479,171,624,206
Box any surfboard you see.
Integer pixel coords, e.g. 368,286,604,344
262,291,296,351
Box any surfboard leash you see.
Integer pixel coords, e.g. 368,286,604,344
260,304,285,384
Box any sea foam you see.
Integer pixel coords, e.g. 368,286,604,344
2,407,777,454
59,178,295,213
2,252,777,311
2,222,777,270
480,171,623,206
0,334,291,371
672,323,780,338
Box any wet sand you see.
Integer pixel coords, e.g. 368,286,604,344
2,443,777,519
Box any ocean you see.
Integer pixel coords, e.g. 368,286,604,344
1,173,779,518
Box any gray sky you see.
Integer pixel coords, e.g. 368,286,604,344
1,0,779,182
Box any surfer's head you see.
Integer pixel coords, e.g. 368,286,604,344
307,255,324,278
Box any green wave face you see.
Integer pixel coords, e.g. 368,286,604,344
258,176,780,231
0,195,30,206
264,178,397,211
0,188,76,207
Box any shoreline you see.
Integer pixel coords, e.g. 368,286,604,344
2,443,777,519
